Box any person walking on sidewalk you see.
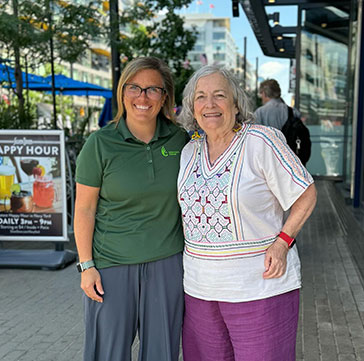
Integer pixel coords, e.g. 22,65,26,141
74,57,189,361
177,65,317,361
254,78,300,130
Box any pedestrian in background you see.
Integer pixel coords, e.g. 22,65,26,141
177,65,317,361
254,78,300,129
255,78,311,166
74,56,189,361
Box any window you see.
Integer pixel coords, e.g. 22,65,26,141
213,43,225,51
213,53,225,61
213,20,226,28
91,53,110,71
193,45,204,52
94,76,102,86
82,72,88,82
213,32,225,40
73,69,79,81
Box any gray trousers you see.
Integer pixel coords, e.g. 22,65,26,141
83,253,184,361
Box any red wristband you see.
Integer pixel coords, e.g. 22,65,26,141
278,231,295,247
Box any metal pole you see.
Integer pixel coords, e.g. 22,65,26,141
295,6,302,110
255,57,259,102
109,0,121,117
353,0,364,207
49,0,57,129
25,55,30,120
243,36,247,90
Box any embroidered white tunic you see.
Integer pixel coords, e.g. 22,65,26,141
178,124,314,302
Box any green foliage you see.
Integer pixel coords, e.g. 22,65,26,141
173,66,195,107
0,0,103,129
0,97,36,129
0,1,47,53
0,0,103,67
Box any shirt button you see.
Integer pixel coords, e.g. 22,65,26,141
146,146,150,150
148,160,153,163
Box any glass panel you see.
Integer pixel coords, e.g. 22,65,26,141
193,45,204,52
213,32,225,40
213,43,226,51
213,53,225,61
299,5,351,177
213,19,226,27
91,53,110,71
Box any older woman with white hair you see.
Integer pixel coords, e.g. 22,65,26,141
177,65,317,361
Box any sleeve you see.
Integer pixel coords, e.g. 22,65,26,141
75,132,103,187
177,139,198,191
250,125,314,211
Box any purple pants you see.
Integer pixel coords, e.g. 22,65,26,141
183,290,299,361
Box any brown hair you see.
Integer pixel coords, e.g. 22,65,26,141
111,56,176,124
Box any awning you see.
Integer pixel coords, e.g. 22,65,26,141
239,0,350,59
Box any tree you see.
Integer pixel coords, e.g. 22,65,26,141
0,0,103,127
115,0,197,105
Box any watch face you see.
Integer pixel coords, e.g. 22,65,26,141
77,263,83,272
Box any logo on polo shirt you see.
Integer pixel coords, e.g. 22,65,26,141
161,146,180,157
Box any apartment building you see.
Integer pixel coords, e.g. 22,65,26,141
183,13,238,70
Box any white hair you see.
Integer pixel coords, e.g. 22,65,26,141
177,65,254,131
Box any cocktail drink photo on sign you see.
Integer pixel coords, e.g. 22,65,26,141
33,174,55,208
20,158,39,182
5,189,34,213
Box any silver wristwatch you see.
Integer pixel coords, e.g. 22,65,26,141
77,259,95,272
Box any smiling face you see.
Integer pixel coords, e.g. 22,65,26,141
193,72,238,135
123,69,166,128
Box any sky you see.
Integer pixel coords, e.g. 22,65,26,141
179,1,299,104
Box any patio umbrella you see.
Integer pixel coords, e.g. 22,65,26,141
37,74,112,98
0,64,47,85
2,70,112,98
98,98,113,127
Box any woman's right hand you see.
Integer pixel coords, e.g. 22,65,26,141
80,267,104,303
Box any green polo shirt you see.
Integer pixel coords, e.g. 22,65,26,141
76,116,189,268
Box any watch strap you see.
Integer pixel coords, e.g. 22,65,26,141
278,231,295,248
77,259,95,272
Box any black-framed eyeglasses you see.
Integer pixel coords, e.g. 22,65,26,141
123,83,166,100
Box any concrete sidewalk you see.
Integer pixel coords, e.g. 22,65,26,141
1,180,364,361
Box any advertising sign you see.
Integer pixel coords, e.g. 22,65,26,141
0,130,68,241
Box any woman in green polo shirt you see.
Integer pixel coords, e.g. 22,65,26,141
74,57,189,361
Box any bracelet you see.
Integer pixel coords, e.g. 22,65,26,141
278,231,295,248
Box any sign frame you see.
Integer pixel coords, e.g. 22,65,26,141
0,129,68,242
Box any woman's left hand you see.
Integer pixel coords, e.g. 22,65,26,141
263,239,289,279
